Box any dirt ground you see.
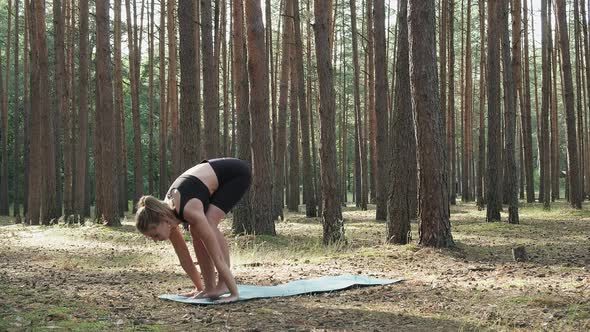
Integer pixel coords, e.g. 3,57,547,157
1,201,589,331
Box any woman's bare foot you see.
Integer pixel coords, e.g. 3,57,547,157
178,289,200,297
215,293,239,304
206,285,230,299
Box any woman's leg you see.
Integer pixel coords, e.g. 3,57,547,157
189,226,217,292
205,204,230,295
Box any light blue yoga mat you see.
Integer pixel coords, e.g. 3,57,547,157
159,274,403,305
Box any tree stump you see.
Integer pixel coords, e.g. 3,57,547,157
512,246,528,262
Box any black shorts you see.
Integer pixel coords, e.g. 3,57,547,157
203,158,252,214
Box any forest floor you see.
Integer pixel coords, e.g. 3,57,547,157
1,201,589,331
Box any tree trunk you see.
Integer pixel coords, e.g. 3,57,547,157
232,0,253,234
388,0,416,244
486,0,502,222
580,0,590,196
408,0,454,247
314,0,345,245
245,0,275,235
574,0,585,199
273,1,292,221
25,0,39,224
202,0,218,158
366,0,377,204
74,0,89,219
158,0,167,198
293,0,317,217
0,0,13,215
374,0,389,220
288,29,300,212
12,0,21,217
448,0,457,205
148,0,155,195
522,0,535,203
167,0,180,178
501,0,519,224
556,0,582,208
114,0,126,213
179,0,200,170
476,0,486,209
551,15,559,202
349,0,368,210
222,0,229,156
462,0,472,203
541,0,551,208
95,0,119,225
125,0,143,210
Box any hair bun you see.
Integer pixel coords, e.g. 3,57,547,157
137,195,149,208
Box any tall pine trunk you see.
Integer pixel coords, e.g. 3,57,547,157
202,0,218,158
179,0,200,169
273,1,292,221
541,0,551,208
556,0,582,208
388,0,416,244
314,0,345,245
408,0,453,247
293,0,317,217
232,0,253,234
95,0,119,225
462,0,472,202
486,0,502,222
74,0,89,219
501,0,519,224
476,0,486,209
374,0,389,220
522,0,535,203
245,0,275,235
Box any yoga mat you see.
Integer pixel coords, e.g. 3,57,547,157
159,274,403,305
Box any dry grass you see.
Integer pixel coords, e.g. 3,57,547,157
0,201,589,331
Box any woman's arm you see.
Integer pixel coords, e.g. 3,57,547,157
184,207,239,303
168,225,204,292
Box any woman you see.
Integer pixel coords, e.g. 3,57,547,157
135,157,251,303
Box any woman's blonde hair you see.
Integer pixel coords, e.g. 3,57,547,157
135,195,177,232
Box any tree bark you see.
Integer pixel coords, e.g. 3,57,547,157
541,0,551,208
293,0,317,217
245,0,275,235
202,0,219,158
232,0,253,234
74,0,89,219
462,0,473,203
477,0,486,209
179,0,200,170
314,0,345,245
501,0,519,224
273,1,292,221
114,0,127,213
388,0,416,244
374,0,389,220
158,0,167,197
12,0,21,217
95,0,119,225
486,0,502,222
0,0,13,215
556,0,582,208
448,0,456,205
408,0,454,247
167,0,180,178
349,0,368,210
522,0,535,203
288,26,300,212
